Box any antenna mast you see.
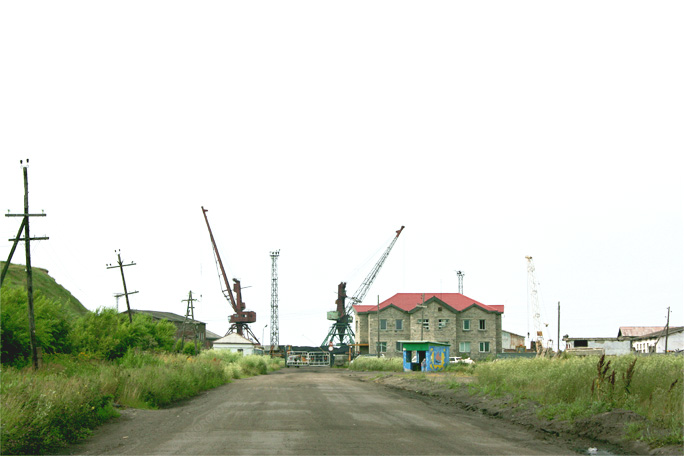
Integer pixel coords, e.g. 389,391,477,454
526,256,547,355
456,270,464,294
270,250,280,352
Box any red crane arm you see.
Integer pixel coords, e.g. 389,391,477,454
201,206,238,313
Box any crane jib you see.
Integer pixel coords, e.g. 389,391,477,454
201,206,238,313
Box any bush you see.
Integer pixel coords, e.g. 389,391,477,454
69,308,176,360
1,287,73,367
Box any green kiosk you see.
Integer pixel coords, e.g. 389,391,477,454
400,340,450,372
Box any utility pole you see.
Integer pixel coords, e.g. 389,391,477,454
180,291,199,355
665,306,671,353
3,159,49,370
377,295,380,358
107,250,138,323
416,293,426,341
557,301,560,353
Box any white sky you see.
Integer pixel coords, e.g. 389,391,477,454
1,1,682,348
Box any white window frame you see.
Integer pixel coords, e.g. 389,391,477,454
459,341,471,352
463,319,471,331
378,341,387,353
380,319,387,330
479,319,486,331
479,341,490,353
395,319,403,331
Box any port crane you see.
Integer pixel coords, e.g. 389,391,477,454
202,206,260,344
321,226,404,347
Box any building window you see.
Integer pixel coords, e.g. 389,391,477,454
463,319,471,331
438,319,449,329
396,341,403,351
479,341,490,353
395,319,403,331
479,319,486,330
459,341,471,352
378,342,387,353
419,319,430,331
380,319,387,330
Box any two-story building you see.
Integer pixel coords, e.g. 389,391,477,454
353,293,504,359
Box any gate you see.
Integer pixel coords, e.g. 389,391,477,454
285,351,330,367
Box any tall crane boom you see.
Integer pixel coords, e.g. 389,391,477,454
345,226,404,316
322,226,404,347
202,206,259,343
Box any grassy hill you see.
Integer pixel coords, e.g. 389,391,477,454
1,262,89,315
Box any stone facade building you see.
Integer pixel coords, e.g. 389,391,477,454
353,293,504,360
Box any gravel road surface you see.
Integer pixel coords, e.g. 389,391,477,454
61,368,578,455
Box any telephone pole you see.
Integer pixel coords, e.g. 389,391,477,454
665,306,671,353
3,159,49,369
107,250,138,323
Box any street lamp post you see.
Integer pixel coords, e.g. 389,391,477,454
262,324,268,348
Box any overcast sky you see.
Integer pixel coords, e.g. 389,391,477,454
1,1,682,348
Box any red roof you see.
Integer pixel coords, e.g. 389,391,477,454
353,293,503,314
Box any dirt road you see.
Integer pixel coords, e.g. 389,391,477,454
61,368,578,455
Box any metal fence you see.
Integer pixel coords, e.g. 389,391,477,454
286,351,330,367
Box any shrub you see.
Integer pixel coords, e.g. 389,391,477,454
1,287,73,367
69,308,176,360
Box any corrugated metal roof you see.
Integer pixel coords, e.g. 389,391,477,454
353,293,503,314
635,326,684,339
617,326,665,338
128,309,204,325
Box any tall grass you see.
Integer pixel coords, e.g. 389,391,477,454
468,355,683,446
348,356,403,372
1,350,282,454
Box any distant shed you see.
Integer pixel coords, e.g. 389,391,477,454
212,333,258,354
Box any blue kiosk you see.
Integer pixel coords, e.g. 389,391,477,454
400,340,450,372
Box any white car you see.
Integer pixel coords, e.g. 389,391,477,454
450,356,474,364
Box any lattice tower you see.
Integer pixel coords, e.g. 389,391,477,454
270,250,280,350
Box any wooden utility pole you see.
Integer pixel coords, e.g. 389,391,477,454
3,159,49,370
557,301,560,353
107,250,138,323
377,295,380,358
665,306,671,353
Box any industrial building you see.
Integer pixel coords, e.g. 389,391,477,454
125,309,208,347
353,293,504,359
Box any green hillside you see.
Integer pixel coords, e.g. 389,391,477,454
0,262,89,315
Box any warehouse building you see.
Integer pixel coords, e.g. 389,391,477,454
353,293,503,360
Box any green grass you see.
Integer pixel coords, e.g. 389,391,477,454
0,350,283,454
348,356,403,372
1,262,88,316
467,355,683,446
